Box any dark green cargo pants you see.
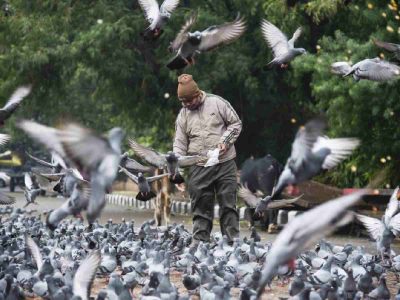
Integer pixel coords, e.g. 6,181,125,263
187,159,239,243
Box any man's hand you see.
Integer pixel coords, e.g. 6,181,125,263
175,183,186,192
217,143,228,155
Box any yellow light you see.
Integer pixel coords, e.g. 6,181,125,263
354,5,359,10
367,3,373,9
316,45,321,50
386,156,392,160
291,118,297,124
382,12,387,18
390,111,395,116
380,157,387,163
164,93,170,99
380,53,385,59
387,25,394,32
373,189,380,195
386,184,391,188
396,15,400,20
347,49,352,54
351,165,357,172
389,4,396,10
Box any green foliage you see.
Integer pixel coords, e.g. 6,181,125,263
0,0,399,188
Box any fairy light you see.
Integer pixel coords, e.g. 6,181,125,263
97,19,103,24
386,155,392,161
367,3,373,9
291,118,297,124
382,12,387,18
386,184,391,188
380,157,387,163
380,53,385,59
387,25,394,32
164,93,170,99
350,165,357,172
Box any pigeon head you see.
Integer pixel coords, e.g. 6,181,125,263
188,32,202,45
294,48,307,55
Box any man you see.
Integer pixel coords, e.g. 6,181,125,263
173,74,242,244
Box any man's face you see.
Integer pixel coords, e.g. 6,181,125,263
179,93,201,110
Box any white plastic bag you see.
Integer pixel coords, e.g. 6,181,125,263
204,148,220,167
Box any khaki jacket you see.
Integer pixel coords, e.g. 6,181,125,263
173,92,242,165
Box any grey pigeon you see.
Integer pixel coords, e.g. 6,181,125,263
356,187,400,260
368,274,391,299
138,0,180,40
0,192,15,206
333,57,400,81
23,173,41,208
129,138,205,183
0,85,31,126
374,38,400,60
119,167,169,201
19,120,124,224
256,117,359,214
256,191,363,298
167,12,246,70
261,19,306,68
72,251,101,300
120,152,154,173
46,183,91,230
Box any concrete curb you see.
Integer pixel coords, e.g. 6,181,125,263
106,194,248,220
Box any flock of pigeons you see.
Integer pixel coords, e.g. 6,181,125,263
0,0,400,299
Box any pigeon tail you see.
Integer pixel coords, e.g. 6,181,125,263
141,28,164,41
136,191,156,201
167,55,189,70
169,173,185,184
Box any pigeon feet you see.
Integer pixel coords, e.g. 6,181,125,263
280,64,289,69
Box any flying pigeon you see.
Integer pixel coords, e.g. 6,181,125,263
256,117,359,214
129,138,205,183
120,152,154,173
261,19,306,69
23,173,42,208
256,191,363,298
167,12,246,70
119,166,169,201
238,184,303,210
18,120,124,224
356,187,400,261
373,39,400,60
331,58,400,81
0,85,31,126
138,0,180,40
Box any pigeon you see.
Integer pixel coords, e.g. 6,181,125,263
167,12,246,70
256,117,359,214
119,167,169,201
333,58,400,81
46,183,91,230
129,138,205,183
18,120,124,224
0,134,10,147
260,19,306,68
72,251,101,300
368,274,391,299
23,173,42,208
256,191,363,298
138,0,180,40
356,187,400,260
238,184,303,211
0,85,31,126
26,152,67,173
373,39,400,60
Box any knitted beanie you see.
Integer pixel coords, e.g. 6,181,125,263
177,74,200,99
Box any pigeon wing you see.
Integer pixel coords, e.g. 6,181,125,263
358,59,400,81
261,19,290,58
177,155,206,167
119,166,139,184
288,27,302,48
373,39,400,53
147,173,170,183
331,62,352,75
58,123,112,172
198,16,246,52
0,134,10,146
356,214,384,241
268,195,303,209
0,85,31,121
385,187,400,225
290,117,327,171
18,120,67,159
25,234,44,270
313,137,360,170
169,12,198,52
123,157,153,173
73,251,101,300
138,0,160,24
160,0,179,14
128,138,166,169
26,152,55,169
238,185,260,207
24,173,33,190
